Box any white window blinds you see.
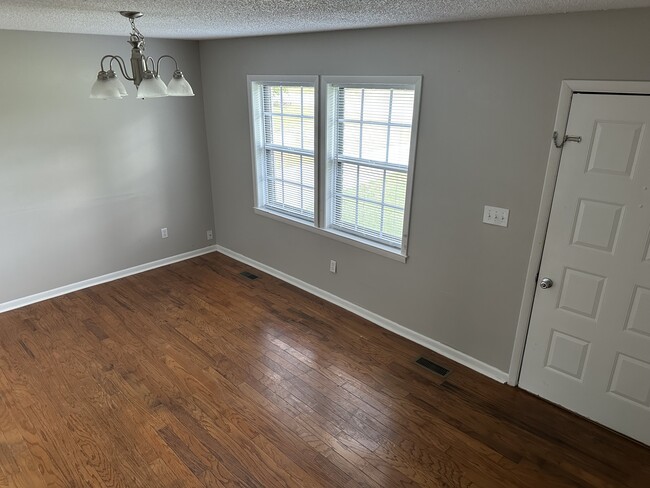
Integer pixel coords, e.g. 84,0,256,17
329,84,416,248
256,83,316,221
249,75,420,260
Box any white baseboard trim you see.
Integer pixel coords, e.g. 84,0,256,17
217,245,509,384
0,245,218,314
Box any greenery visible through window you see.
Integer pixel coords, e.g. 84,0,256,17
331,86,415,247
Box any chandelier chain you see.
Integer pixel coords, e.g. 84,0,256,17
130,17,145,41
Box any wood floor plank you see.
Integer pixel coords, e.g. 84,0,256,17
0,251,648,487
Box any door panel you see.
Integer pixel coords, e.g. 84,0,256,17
520,93,650,446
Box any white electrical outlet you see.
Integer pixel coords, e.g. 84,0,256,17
483,206,509,227
161,227,168,239
329,260,337,273
207,230,214,240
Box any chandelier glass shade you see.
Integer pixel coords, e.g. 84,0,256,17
91,12,194,100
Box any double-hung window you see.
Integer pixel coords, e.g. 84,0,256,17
248,76,318,222
325,77,420,252
249,75,421,261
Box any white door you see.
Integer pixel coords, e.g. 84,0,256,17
520,93,650,445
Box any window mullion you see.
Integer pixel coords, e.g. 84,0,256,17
300,155,304,212
280,151,285,207
355,88,364,231
264,144,313,157
385,89,393,164
354,162,360,230
280,87,285,147
300,87,305,214
380,169,387,238
359,88,365,160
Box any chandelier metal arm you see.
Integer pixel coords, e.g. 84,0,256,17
146,56,156,73
100,55,135,81
155,55,179,77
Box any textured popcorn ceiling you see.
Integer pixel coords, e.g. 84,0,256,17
0,0,649,39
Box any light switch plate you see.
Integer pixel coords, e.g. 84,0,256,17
483,206,509,227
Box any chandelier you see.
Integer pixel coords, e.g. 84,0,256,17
90,12,194,100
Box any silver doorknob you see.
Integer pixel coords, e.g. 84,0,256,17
539,278,554,289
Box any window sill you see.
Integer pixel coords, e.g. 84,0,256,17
253,207,408,263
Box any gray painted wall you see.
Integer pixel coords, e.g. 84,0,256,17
200,8,650,372
0,30,214,304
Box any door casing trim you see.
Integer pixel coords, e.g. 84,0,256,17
508,80,650,386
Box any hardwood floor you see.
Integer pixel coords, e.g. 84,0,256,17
0,252,648,487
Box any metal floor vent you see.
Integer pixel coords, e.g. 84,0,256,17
416,357,451,377
240,271,259,280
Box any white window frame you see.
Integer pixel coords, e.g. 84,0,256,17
322,76,422,258
248,75,422,262
248,75,320,225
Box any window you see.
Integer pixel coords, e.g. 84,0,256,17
326,79,418,250
249,75,421,261
248,76,317,222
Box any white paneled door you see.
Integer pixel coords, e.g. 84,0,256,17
520,93,650,446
